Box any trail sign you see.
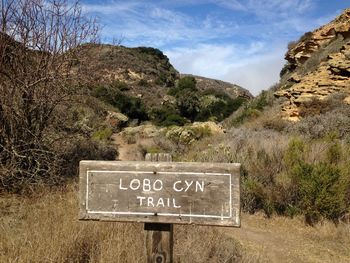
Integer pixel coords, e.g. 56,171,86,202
79,161,240,227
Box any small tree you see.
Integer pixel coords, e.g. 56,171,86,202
0,0,99,192
177,76,197,91
176,90,200,121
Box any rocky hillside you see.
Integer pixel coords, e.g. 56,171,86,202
275,8,350,121
73,44,178,109
182,74,252,99
75,44,250,110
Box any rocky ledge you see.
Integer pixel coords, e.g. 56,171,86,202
275,8,350,121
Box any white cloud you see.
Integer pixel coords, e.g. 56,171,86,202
81,1,139,15
215,0,247,11
165,43,286,95
80,0,337,95
215,0,313,20
222,54,285,95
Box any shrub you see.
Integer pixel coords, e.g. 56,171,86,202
162,114,187,126
168,76,197,96
92,127,113,141
196,90,246,122
177,76,197,91
230,90,270,126
283,137,349,224
286,102,350,140
92,85,148,121
136,47,166,60
290,162,347,224
176,90,200,121
283,137,305,167
137,79,149,87
59,137,117,178
112,80,130,91
150,105,186,126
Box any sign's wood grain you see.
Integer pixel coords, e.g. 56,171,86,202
145,153,174,263
79,161,240,227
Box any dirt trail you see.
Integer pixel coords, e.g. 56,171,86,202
224,213,350,263
110,132,145,161
110,133,136,161
111,131,350,263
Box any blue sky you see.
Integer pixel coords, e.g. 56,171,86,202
81,0,349,95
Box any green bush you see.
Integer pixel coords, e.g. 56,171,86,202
176,90,200,121
150,105,187,126
135,47,166,60
137,79,149,87
231,90,270,126
92,85,148,121
196,89,246,122
290,162,347,224
162,114,187,126
176,76,197,91
283,137,349,224
168,76,197,96
283,138,305,167
92,127,113,141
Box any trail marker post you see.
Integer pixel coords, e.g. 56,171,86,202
79,157,241,262
144,153,173,263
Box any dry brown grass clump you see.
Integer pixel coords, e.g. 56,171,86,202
0,184,245,263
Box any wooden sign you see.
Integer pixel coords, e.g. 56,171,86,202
79,161,240,227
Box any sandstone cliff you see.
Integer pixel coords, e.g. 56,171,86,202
275,8,350,121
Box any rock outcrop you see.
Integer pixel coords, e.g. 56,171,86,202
275,8,350,121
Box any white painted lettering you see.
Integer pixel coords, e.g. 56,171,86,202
184,180,193,192
147,197,154,207
153,179,163,191
173,198,181,208
173,181,183,192
143,179,151,191
136,196,146,206
130,179,141,190
195,181,204,192
156,197,165,207
119,178,128,190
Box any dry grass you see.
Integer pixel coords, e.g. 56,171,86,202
231,213,350,263
0,184,246,263
1,184,349,262
0,184,145,263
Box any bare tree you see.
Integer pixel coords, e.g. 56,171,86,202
0,0,99,192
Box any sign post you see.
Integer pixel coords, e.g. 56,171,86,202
144,153,173,263
79,159,241,262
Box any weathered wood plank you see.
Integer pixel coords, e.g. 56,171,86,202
145,153,172,162
79,161,240,227
145,223,173,263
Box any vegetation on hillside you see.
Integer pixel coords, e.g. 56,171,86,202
0,0,116,193
148,76,247,126
183,89,350,225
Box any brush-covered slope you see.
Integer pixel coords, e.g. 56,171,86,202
182,74,252,99
275,8,350,121
74,44,179,109
74,44,251,123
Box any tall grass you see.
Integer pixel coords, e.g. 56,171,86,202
0,184,246,263
183,126,350,224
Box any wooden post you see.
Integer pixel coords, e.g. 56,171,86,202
145,153,173,263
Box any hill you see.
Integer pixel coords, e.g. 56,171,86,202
182,74,252,99
275,8,350,121
74,44,251,114
185,8,350,228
